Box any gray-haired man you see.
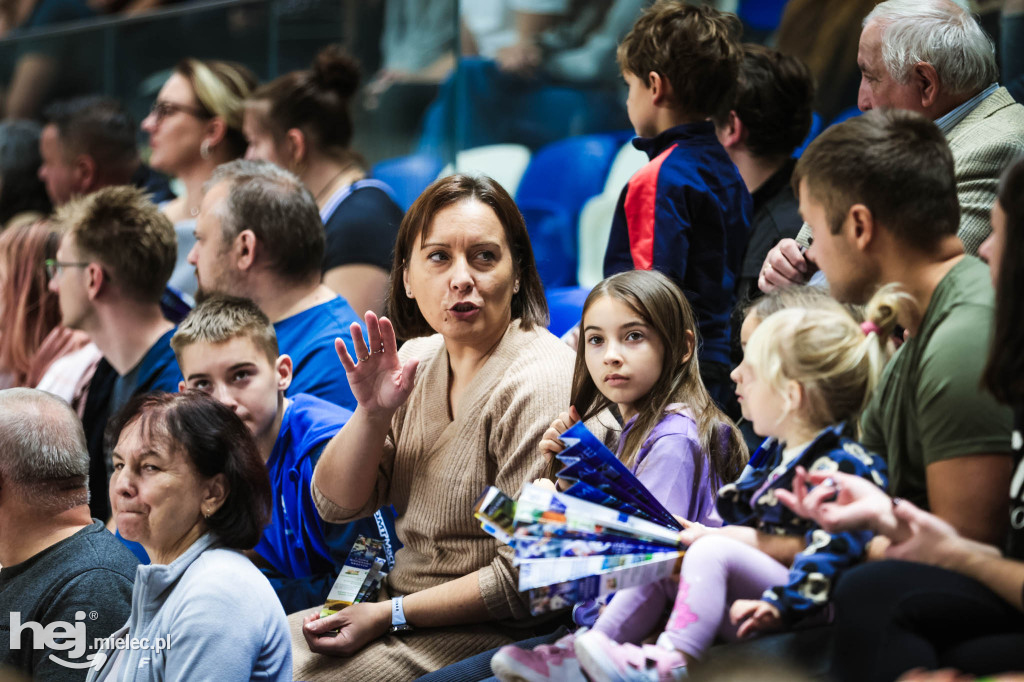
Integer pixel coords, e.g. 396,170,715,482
0,389,137,681
761,0,1024,291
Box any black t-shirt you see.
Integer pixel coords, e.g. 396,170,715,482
0,520,137,679
322,181,404,273
1007,404,1024,559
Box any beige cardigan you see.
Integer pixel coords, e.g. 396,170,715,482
313,319,580,621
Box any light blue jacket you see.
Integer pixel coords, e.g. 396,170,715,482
86,533,291,681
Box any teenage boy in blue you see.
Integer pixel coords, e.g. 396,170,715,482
604,1,752,407
171,295,398,614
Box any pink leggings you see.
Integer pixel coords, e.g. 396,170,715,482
592,535,789,658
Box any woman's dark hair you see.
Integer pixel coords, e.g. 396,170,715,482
105,391,271,550
0,121,52,225
387,174,548,340
248,45,361,165
983,157,1024,405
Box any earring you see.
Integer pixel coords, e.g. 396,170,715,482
406,289,413,298
200,140,212,160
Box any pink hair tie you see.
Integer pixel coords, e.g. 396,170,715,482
860,321,882,336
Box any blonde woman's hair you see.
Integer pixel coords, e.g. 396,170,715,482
175,59,257,159
743,284,914,433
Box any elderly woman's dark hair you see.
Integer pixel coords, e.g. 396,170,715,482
387,173,548,340
983,156,1024,405
0,121,52,225
105,391,271,549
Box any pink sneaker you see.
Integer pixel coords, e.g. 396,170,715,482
574,630,687,682
491,632,585,682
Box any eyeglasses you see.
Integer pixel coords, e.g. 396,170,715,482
45,259,91,279
148,100,211,123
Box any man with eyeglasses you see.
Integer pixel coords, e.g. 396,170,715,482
47,185,182,525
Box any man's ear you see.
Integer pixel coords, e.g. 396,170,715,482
912,62,941,110
178,380,186,392
235,230,257,272
84,262,106,300
275,354,293,392
848,204,876,252
73,154,97,193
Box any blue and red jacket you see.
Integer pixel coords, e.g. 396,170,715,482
603,122,751,368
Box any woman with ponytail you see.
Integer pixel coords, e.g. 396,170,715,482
244,46,403,319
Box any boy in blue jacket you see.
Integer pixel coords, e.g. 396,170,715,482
171,295,398,613
604,1,752,406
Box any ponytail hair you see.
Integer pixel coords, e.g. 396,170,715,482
572,270,747,489
744,284,913,434
247,44,362,166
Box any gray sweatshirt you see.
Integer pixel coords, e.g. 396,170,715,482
86,533,291,681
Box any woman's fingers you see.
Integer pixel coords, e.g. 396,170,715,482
568,406,581,424
380,316,399,357
335,337,356,372
364,310,383,358
349,320,370,363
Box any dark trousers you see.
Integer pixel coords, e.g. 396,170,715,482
830,560,1024,682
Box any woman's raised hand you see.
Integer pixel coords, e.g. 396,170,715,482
335,311,418,415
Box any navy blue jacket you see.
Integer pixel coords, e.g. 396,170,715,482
603,122,751,367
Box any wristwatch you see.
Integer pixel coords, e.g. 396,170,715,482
389,596,413,634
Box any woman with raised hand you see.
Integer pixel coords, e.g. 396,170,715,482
292,174,608,680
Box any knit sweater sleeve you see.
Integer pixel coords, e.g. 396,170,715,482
477,334,575,620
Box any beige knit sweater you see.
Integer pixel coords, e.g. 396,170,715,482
313,319,579,621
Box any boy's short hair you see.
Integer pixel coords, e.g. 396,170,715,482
171,294,279,366
792,108,959,249
56,186,175,304
617,1,743,120
715,44,814,160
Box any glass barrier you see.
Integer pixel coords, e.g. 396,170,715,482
0,0,633,169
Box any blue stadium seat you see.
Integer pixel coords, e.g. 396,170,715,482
545,286,592,339
370,153,445,211
738,0,788,31
792,112,824,158
516,134,623,288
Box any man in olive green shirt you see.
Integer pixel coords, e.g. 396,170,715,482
795,107,1013,547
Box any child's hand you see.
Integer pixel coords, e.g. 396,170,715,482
532,478,557,492
730,599,782,638
677,519,715,546
539,407,581,461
